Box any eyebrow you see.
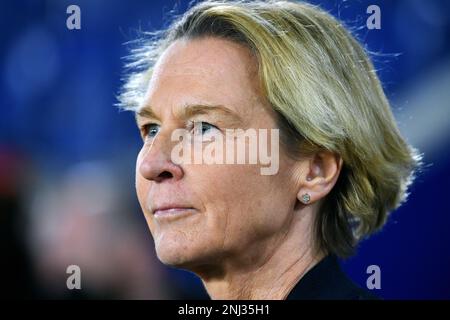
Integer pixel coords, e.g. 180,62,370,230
135,103,245,125
135,107,158,120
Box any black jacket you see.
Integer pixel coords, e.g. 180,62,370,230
286,255,379,300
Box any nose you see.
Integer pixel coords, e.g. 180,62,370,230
138,133,184,183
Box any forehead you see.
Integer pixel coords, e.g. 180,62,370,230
144,37,263,111
155,37,257,80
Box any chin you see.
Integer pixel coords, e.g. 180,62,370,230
155,245,191,267
154,236,202,267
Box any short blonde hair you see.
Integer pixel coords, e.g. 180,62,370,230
118,0,423,258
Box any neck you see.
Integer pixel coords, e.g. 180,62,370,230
196,212,326,300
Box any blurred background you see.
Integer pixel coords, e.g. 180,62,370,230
0,0,449,299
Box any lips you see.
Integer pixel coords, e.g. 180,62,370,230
153,206,195,215
152,203,196,217
148,191,197,220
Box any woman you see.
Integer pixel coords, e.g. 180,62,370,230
118,0,422,299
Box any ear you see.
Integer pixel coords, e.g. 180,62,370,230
297,151,343,205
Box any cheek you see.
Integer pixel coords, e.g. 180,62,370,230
195,164,291,245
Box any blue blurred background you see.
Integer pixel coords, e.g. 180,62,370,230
0,0,449,299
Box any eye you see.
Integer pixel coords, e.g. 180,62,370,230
142,123,160,139
191,121,220,136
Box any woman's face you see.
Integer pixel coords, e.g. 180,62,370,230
135,37,304,271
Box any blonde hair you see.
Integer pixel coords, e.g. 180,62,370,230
118,0,423,258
